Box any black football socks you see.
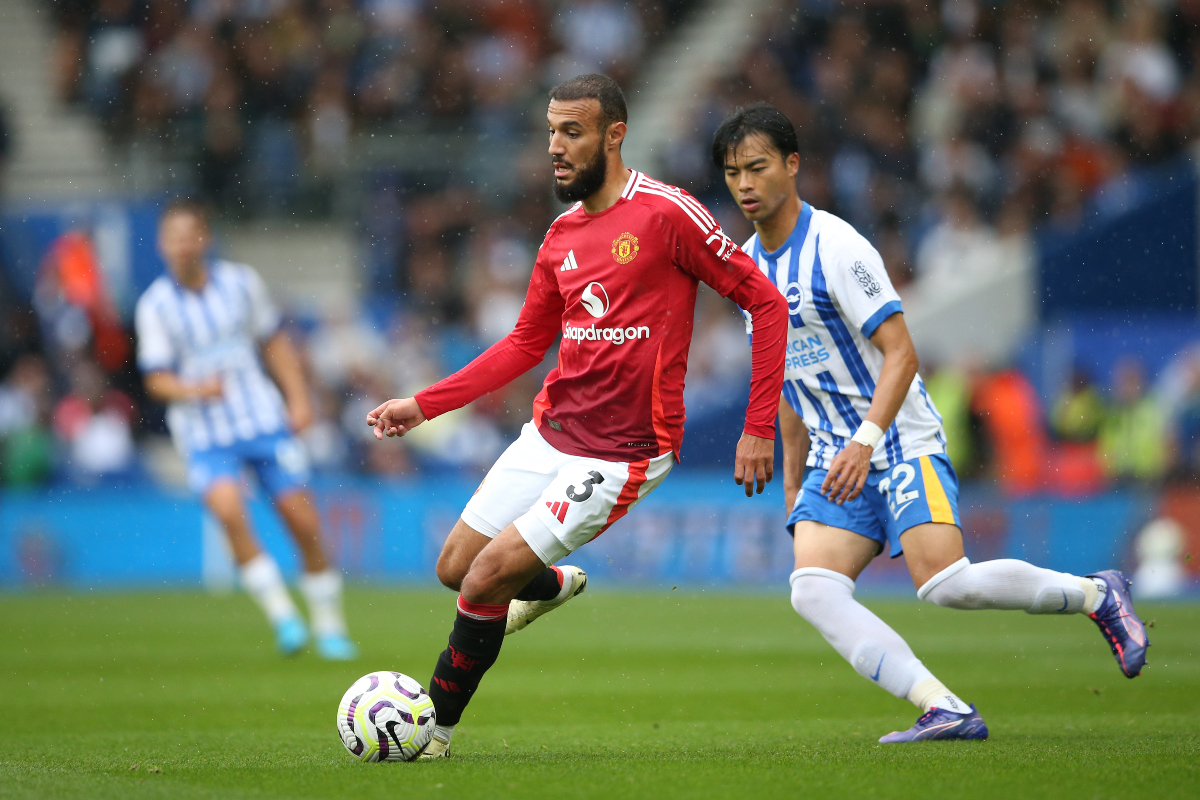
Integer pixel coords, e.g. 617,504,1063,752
427,598,507,726
513,566,564,602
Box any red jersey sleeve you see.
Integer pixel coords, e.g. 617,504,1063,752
662,193,788,440
415,240,565,420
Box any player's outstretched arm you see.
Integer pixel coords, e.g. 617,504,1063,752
821,313,918,504
366,397,428,440
385,249,563,432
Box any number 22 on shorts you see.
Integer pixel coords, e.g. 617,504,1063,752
878,462,919,520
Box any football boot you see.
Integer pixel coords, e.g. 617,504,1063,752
1086,569,1150,678
274,616,308,656
506,566,588,635
879,703,989,743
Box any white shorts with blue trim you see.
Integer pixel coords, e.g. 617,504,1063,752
787,452,960,557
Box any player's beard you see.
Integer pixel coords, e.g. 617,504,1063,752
553,144,608,204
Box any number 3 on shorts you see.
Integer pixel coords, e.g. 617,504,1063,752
565,470,604,502
878,462,919,519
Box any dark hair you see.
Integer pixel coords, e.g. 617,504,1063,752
160,197,211,228
548,73,628,135
711,102,799,168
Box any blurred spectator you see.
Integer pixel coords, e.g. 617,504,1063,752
1051,367,1106,443
0,259,43,377
550,0,644,84
1160,348,1200,476
923,364,982,479
52,357,137,482
464,223,535,345
972,368,1047,495
914,185,997,288
1098,357,1167,483
0,355,55,487
1047,366,1108,493
34,229,130,372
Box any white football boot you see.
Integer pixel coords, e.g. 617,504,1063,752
419,731,452,759
505,566,587,635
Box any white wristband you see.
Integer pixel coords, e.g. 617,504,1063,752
850,420,884,449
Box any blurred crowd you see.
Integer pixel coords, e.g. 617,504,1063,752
4,0,1200,490
924,354,1200,497
48,0,690,213
677,0,1200,291
10,280,1200,493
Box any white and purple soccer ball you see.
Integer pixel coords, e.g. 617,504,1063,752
336,671,436,762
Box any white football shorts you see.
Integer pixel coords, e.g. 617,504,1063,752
460,422,674,565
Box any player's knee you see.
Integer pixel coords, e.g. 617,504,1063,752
918,566,980,609
458,572,500,606
207,492,246,528
459,558,512,605
789,576,825,620
435,554,466,592
281,502,321,539
789,569,854,622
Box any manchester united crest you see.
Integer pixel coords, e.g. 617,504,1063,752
611,231,640,264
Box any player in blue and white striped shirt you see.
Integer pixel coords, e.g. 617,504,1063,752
716,104,1148,742
135,199,356,660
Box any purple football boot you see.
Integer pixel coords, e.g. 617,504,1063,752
1086,570,1150,678
879,704,989,743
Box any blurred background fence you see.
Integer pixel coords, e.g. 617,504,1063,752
2,0,1200,592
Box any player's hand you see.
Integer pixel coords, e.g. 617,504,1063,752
191,377,224,400
366,397,427,440
821,442,872,505
287,396,315,432
733,432,774,497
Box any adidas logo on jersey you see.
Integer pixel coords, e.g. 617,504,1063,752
561,250,580,271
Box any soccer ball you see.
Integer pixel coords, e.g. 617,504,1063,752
336,671,436,762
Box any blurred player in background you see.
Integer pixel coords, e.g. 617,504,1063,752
368,74,787,757
715,104,1150,742
135,199,357,661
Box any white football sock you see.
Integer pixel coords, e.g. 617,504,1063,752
240,553,299,624
790,569,968,712
432,724,455,743
918,557,1106,615
300,569,348,637
909,678,972,715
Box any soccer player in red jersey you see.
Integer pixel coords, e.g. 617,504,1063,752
366,74,788,756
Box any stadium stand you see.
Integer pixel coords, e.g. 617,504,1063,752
1,0,1199,496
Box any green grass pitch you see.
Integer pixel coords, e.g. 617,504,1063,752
1,587,1197,799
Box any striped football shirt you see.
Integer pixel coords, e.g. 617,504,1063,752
742,203,946,472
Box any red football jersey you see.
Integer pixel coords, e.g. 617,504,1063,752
416,170,787,462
